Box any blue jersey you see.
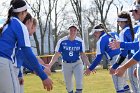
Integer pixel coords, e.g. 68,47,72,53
119,25,133,58
0,17,30,61
55,36,85,62
120,22,140,53
15,49,45,72
0,17,48,80
89,32,120,71
96,32,120,59
133,49,140,62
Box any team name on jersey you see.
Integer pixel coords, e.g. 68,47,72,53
63,46,80,51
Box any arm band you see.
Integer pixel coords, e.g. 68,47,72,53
112,56,126,69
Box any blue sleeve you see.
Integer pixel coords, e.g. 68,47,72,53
22,61,34,72
120,50,128,57
21,47,47,80
22,59,45,72
89,54,103,71
133,49,140,62
119,33,131,57
18,69,22,78
11,18,31,48
120,42,139,50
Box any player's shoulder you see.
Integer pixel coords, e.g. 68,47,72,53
75,36,83,42
57,36,68,43
11,17,22,25
109,31,118,36
10,17,26,30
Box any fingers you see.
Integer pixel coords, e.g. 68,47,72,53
84,68,96,76
109,39,120,50
46,80,53,91
43,78,53,91
84,70,90,76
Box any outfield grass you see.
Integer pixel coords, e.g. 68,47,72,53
24,68,116,93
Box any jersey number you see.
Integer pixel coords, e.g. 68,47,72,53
69,51,73,56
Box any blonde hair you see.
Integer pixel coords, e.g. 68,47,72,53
32,18,37,26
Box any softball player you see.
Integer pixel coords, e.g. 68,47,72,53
110,11,140,93
13,13,35,93
49,25,90,93
109,4,140,92
84,23,129,93
0,0,52,93
15,14,51,93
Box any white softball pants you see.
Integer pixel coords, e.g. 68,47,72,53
110,55,129,92
128,64,140,93
14,66,24,93
62,60,84,92
0,57,20,93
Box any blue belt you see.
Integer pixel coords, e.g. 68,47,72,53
63,60,78,63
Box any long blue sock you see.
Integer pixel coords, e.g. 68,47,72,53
124,85,130,92
117,89,125,93
75,89,82,93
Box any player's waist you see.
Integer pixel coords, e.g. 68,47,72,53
63,59,79,63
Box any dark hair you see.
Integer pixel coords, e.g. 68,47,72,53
23,12,32,24
94,23,113,38
0,0,27,33
118,11,134,41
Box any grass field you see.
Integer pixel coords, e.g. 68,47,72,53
24,68,116,93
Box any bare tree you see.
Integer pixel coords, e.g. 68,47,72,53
113,0,123,33
70,0,82,36
25,0,56,55
53,0,69,48
93,0,114,27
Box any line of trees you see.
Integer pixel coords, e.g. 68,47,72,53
0,0,133,56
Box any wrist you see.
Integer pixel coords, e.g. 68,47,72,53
112,63,119,69
122,64,128,70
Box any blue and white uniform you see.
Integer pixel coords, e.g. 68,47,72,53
55,36,85,93
112,25,140,93
118,21,140,93
132,47,140,82
0,17,48,93
88,31,128,93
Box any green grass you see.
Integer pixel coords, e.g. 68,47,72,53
24,68,116,93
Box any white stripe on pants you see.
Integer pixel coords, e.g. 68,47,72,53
62,60,84,92
0,57,20,93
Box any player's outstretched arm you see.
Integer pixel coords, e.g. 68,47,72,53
21,47,53,91
84,54,102,76
49,52,61,68
115,58,137,77
80,52,91,67
37,57,51,76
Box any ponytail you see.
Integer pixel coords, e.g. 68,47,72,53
98,24,114,38
128,20,134,41
0,0,26,34
0,7,14,34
